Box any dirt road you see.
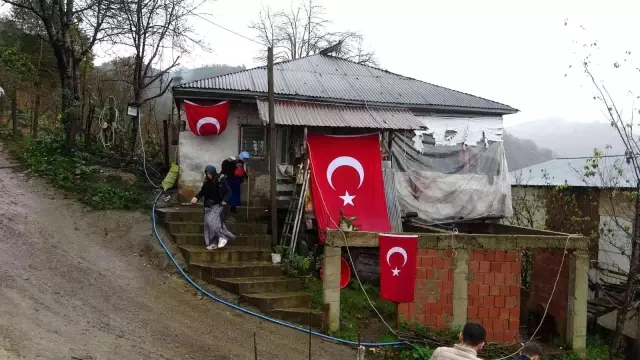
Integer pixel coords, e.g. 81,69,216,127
0,145,355,360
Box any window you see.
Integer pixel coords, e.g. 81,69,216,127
240,126,267,157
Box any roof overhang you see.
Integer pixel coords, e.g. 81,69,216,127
171,87,519,116
254,98,423,130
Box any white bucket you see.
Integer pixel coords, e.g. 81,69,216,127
271,253,282,264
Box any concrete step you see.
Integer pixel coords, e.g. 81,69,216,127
179,245,271,264
240,291,313,312
267,308,324,329
156,206,269,223
173,233,270,248
189,262,283,280
166,221,268,235
211,276,302,295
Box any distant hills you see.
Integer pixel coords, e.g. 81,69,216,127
503,131,556,171
506,118,625,158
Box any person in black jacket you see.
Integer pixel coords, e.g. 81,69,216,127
190,165,234,249
516,342,542,360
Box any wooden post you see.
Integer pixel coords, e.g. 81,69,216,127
32,91,41,138
268,46,278,247
163,119,170,168
11,85,17,136
33,38,43,138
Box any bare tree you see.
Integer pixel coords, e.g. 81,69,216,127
104,0,206,155
250,0,377,66
2,0,113,146
580,65,640,359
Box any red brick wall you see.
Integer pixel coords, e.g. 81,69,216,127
398,249,454,329
467,250,521,343
527,250,569,337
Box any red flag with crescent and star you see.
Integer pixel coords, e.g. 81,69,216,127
184,100,229,136
306,133,391,235
379,233,418,303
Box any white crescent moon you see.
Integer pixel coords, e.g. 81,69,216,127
196,117,221,135
326,156,364,190
386,247,408,267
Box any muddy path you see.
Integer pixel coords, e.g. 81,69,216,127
0,144,356,360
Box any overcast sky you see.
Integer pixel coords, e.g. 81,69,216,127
4,0,640,127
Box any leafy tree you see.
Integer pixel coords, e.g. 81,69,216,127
1,0,112,146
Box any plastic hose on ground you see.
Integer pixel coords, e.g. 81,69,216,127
151,192,408,348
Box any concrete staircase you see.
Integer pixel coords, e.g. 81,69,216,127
155,206,324,328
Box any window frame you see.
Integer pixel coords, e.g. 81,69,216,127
239,125,267,158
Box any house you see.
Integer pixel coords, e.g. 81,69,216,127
171,53,517,224
507,156,635,279
507,156,639,349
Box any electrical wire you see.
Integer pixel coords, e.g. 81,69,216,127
306,141,399,337
194,14,263,46
490,234,575,360
138,115,161,188
150,192,407,348
307,136,576,359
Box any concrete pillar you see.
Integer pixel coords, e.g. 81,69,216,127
452,249,470,329
566,251,588,352
323,245,341,332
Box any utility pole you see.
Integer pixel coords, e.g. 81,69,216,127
268,46,278,247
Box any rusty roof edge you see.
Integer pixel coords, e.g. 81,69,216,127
172,87,519,115
254,98,423,130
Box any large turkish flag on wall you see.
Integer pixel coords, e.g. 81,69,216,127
307,133,391,233
184,100,229,136
379,233,418,303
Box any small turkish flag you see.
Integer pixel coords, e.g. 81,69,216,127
379,233,418,303
184,100,229,136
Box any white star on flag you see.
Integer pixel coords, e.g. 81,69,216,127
392,267,401,276
339,191,355,206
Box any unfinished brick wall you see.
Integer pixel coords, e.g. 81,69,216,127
467,250,521,343
398,249,454,329
527,250,569,337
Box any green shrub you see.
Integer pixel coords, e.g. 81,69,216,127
3,135,145,210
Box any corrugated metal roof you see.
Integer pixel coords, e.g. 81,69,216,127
255,99,423,130
177,55,516,113
510,156,637,188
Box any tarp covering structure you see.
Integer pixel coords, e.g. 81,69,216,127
390,116,512,224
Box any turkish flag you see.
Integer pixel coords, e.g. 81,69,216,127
184,100,229,136
307,133,391,233
379,233,418,303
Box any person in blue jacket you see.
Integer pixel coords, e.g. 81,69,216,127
221,151,250,213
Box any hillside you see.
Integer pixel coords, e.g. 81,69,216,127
506,118,624,157
503,131,556,171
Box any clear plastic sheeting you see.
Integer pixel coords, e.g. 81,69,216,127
391,116,512,224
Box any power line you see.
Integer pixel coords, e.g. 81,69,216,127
195,14,263,46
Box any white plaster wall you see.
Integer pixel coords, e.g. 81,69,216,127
177,101,271,205
179,122,240,189
598,191,633,280
502,187,547,228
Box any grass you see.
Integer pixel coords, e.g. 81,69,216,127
0,133,150,210
301,276,397,342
